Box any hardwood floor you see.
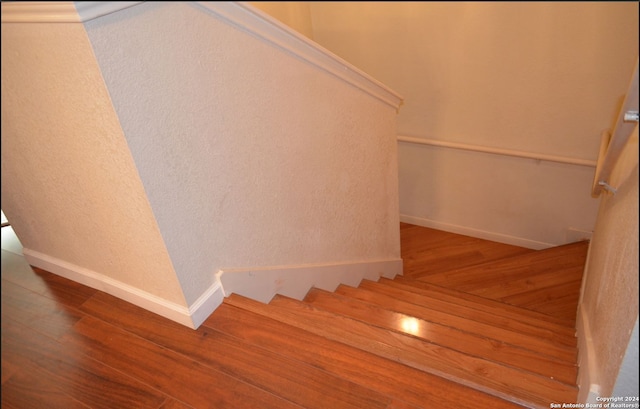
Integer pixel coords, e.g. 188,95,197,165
1,223,588,408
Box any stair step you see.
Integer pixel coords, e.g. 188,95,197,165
225,293,578,409
371,277,577,344
307,287,577,384
466,265,583,299
400,223,535,278
389,276,577,329
419,241,588,291
337,283,577,361
498,279,583,322
208,302,526,409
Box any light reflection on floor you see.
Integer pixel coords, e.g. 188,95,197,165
400,316,421,336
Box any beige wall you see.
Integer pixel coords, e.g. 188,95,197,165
579,124,638,398
308,2,639,247
250,1,313,39
0,21,188,307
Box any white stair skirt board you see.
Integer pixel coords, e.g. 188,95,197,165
218,258,403,304
576,305,600,404
22,248,224,329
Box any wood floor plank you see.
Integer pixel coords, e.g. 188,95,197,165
159,399,197,409
2,317,169,409
400,224,534,278
62,314,305,409
306,287,577,384
467,267,584,299
1,222,587,408
205,303,527,409
1,279,83,340
498,279,583,309
76,291,391,409
1,350,21,385
508,292,581,322
226,293,578,409
334,284,577,362
418,242,588,290
1,369,91,409
1,250,97,306
362,278,577,345
1,249,50,293
389,276,576,328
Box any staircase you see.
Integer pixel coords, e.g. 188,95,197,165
210,223,588,409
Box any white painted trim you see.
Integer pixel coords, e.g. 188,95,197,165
0,2,143,23
194,1,404,110
22,248,224,329
188,279,226,329
612,317,639,397
397,135,598,168
1,1,403,109
218,258,403,304
1,2,81,23
74,2,143,22
400,214,554,250
576,305,601,404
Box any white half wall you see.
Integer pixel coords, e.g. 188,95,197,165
81,2,403,307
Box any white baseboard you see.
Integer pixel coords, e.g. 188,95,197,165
576,305,600,403
22,248,224,329
400,214,554,250
218,258,403,304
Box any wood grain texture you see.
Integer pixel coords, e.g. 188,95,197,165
2,223,587,408
226,293,577,408
204,303,525,409
399,223,534,278
321,286,578,376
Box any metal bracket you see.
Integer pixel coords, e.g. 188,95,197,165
623,111,639,122
598,181,617,195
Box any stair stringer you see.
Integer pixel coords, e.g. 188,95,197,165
217,258,403,304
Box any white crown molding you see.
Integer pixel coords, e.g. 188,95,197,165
1,2,142,23
74,1,143,22
1,2,80,23
195,1,404,110
2,1,403,110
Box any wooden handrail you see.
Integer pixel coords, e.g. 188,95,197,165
592,59,639,197
397,135,597,167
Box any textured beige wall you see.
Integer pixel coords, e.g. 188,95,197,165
250,1,313,39
308,2,638,247
580,124,639,396
0,22,187,305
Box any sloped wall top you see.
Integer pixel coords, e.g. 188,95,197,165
1,1,403,109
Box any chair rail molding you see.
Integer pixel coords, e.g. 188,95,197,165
398,135,597,167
